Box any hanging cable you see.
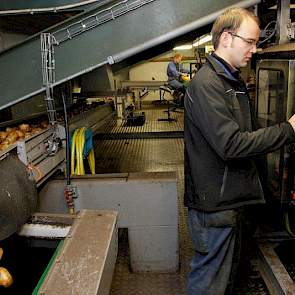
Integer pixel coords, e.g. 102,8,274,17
61,92,76,214
284,209,295,237
62,92,71,185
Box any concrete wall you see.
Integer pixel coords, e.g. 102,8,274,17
129,61,169,81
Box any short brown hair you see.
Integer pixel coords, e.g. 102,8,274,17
211,7,259,49
173,53,183,59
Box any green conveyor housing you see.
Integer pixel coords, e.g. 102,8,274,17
0,0,260,111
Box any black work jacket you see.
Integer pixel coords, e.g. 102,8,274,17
184,54,295,211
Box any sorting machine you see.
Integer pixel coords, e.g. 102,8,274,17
0,95,115,294
253,42,295,295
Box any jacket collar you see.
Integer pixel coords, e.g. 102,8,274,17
206,54,239,82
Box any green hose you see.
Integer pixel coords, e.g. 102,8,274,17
32,239,64,294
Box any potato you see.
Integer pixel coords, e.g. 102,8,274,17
0,131,7,141
0,267,13,287
6,131,18,144
31,127,42,133
19,124,30,132
15,130,25,139
40,121,49,128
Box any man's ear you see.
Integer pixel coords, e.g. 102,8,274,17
219,31,231,48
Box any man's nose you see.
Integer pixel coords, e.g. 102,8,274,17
250,45,257,54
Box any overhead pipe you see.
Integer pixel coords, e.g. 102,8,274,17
0,0,114,15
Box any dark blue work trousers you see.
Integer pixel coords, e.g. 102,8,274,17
187,208,242,295
168,79,185,91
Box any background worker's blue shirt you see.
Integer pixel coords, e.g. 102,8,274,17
167,61,189,81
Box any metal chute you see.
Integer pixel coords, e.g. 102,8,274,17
0,154,37,241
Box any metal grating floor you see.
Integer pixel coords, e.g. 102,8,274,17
94,106,269,295
97,105,184,134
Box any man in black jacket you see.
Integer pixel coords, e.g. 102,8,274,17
184,7,295,295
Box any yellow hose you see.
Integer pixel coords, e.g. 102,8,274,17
71,129,79,175
79,128,85,175
75,128,81,175
71,127,94,176
87,149,95,174
77,127,84,175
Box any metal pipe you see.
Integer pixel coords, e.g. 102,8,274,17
110,0,261,63
0,0,113,15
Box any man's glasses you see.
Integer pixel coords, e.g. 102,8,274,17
228,32,258,48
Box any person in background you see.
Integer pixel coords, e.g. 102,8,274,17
184,7,295,295
167,53,190,93
167,53,190,106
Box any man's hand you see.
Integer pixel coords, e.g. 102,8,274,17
288,114,295,132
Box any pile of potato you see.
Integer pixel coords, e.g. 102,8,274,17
0,121,49,151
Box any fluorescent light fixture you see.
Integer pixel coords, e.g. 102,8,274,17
193,34,212,47
173,44,193,50
269,4,295,9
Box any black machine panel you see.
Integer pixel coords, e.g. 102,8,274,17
256,60,295,213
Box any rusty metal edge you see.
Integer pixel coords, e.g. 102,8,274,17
257,242,295,295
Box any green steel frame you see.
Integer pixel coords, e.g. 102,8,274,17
0,0,260,111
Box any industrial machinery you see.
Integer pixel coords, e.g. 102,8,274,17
0,97,114,294
256,56,295,236
1,0,283,294
253,29,295,295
